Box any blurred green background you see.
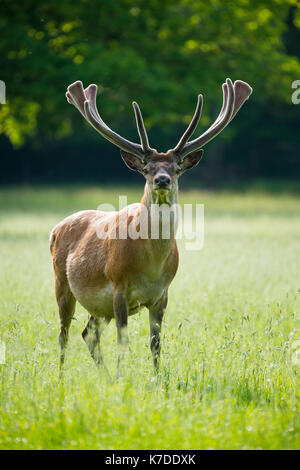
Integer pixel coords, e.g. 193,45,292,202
0,0,300,187
1,2,300,450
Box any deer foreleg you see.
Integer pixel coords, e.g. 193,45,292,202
149,292,168,372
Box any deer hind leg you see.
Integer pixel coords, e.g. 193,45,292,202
82,316,110,370
55,278,76,376
113,289,129,377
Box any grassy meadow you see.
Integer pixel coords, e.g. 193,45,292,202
0,185,300,449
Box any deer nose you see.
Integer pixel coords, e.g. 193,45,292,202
154,175,171,188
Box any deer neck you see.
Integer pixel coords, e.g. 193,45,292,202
140,181,178,249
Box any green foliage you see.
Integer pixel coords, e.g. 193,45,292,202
1,0,300,147
0,186,300,449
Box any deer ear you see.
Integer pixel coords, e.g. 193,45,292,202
179,149,204,172
120,150,144,172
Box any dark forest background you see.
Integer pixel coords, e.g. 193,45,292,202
0,0,300,188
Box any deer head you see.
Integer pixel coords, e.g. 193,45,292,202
66,78,252,198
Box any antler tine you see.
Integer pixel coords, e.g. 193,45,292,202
132,101,151,153
173,78,252,160
207,82,228,133
207,80,252,131
231,80,253,119
84,84,107,127
67,80,150,159
195,81,232,136
66,80,87,117
173,94,203,155
195,79,252,138
177,78,235,158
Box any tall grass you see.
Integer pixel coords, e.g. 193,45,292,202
0,186,299,449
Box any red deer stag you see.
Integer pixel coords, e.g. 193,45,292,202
50,78,252,375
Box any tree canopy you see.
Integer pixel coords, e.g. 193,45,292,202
0,0,299,146
0,1,300,185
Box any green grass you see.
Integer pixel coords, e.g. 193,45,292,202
0,185,300,449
